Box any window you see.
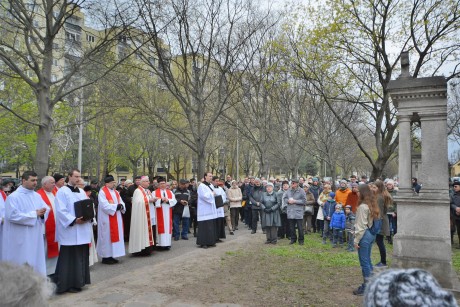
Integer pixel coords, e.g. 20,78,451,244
118,36,127,43
53,59,58,66
86,34,95,43
66,31,79,42
51,74,57,82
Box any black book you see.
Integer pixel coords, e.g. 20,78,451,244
74,199,95,221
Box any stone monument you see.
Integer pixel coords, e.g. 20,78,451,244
387,52,459,290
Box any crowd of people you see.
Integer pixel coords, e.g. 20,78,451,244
2,168,459,300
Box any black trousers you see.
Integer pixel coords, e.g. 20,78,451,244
252,209,262,231
289,219,304,243
278,213,290,238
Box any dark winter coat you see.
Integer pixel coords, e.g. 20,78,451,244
261,192,281,227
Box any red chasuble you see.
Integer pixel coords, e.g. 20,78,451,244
154,189,173,234
36,189,59,258
102,186,123,243
139,187,154,246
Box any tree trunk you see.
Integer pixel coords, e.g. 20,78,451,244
35,90,53,180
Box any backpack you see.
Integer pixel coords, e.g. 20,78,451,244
368,218,382,235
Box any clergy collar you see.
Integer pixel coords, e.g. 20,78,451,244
66,185,80,193
203,181,211,186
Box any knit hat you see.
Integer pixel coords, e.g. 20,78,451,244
312,177,319,182
53,173,65,182
340,179,348,184
335,204,341,209
453,181,460,187
345,205,352,210
364,269,457,307
266,182,274,188
329,192,335,198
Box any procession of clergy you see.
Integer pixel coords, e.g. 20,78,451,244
0,169,178,294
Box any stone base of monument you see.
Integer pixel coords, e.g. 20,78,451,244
391,195,460,294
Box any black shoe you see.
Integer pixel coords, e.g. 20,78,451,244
216,239,223,243
265,241,271,244
182,237,189,240
68,287,82,293
110,257,119,263
230,231,234,235
353,285,365,296
289,241,296,245
251,230,256,234
102,257,116,264
202,245,208,249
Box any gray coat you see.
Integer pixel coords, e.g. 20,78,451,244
261,192,281,227
377,195,390,236
283,187,306,220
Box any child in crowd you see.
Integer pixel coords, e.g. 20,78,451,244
322,192,336,244
345,205,356,251
330,204,345,247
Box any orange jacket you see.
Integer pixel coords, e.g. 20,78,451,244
335,188,351,207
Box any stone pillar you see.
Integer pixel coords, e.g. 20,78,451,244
388,55,459,290
397,114,413,195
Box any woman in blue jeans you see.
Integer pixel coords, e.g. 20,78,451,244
353,184,380,296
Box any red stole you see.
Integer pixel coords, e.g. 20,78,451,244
154,189,173,234
52,186,58,196
102,186,122,243
138,187,154,246
36,189,59,258
0,190,6,201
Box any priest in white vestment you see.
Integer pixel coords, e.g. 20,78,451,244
0,185,6,259
97,175,126,264
54,169,92,294
2,171,49,276
129,176,156,255
213,177,227,241
196,172,218,248
37,176,59,276
154,177,177,249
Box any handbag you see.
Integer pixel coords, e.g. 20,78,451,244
304,205,313,215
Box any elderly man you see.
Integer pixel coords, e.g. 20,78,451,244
97,175,126,264
2,171,49,275
54,169,92,293
130,176,157,256
283,178,307,245
36,176,59,277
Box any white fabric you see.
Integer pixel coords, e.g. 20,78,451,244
2,186,49,276
182,206,190,218
96,187,126,258
197,183,217,221
129,188,152,253
54,185,92,246
148,190,156,225
0,194,5,259
214,186,226,218
89,231,98,266
155,189,177,247
43,191,58,275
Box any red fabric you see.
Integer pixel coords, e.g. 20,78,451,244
139,187,154,246
52,186,58,196
36,189,59,258
0,190,6,201
102,186,121,243
154,189,173,234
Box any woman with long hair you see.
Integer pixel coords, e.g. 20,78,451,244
353,184,380,296
373,180,392,267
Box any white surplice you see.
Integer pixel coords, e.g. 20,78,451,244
154,189,177,247
197,183,218,221
214,186,226,218
2,186,49,276
97,187,126,258
54,186,92,246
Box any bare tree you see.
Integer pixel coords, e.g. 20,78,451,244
282,0,460,179
130,0,278,177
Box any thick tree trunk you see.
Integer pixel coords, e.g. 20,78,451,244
35,90,53,180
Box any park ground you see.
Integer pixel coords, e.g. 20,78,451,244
49,228,460,307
